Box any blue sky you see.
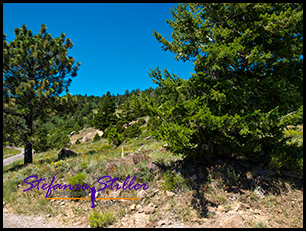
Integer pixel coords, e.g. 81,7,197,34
3,3,195,97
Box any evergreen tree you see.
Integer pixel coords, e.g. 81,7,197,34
3,24,80,164
93,91,117,131
149,3,303,162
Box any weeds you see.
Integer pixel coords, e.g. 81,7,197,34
89,210,116,228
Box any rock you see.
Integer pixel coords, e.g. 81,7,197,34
121,200,133,206
144,221,156,228
130,204,136,211
82,136,90,142
132,153,152,164
70,131,75,136
104,162,118,174
144,206,155,214
166,191,175,198
133,167,141,175
146,162,161,172
157,219,171,227
144,136,152,141
136,204,143,211
220,214,243,228
46,214,52,217
163,143,169,148
137,189,147,199
254,187,265,199
109,190,121,198
57,148,77,160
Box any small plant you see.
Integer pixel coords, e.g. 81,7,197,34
160,170,189,192
68,172,88,198
89,210,116,228
51,160,65,171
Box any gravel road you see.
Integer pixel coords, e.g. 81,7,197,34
3,146,34,166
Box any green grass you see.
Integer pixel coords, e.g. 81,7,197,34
3,147,22,159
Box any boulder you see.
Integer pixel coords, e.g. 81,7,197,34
57,148,77,160
82,136,90,142
70,131,75,136
132,153,152,164
146,162,162,172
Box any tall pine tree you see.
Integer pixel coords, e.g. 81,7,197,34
149,3,303,162
3,24,80,164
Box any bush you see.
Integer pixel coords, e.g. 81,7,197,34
115,120,126,134
89,210,116,228
122,123,142,139
93,133,101,142
105,126,124,147
68,172,89,198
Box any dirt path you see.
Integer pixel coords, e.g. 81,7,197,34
3,146,24,166
3,207,85,228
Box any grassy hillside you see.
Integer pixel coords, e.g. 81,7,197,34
3,125,303,228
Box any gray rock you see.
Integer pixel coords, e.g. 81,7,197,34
57,148,77,160
144,206,155,214
82,136,90,142
132,153,152,164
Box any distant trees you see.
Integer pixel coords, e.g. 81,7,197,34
93,91,117,131
3,24,80,164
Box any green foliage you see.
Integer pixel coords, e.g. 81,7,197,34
160,170,189,192
3,23,80,164
138,118,146,126
148,3,303,163
268,142,303,174
89,210,116,228
115,120,126,134
93,91,117,131
72,122,81,134
122,123,142,140
104,125,124,147
68,172,88,198
93,133,101,142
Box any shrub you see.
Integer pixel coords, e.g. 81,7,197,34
89,210,116,228
160,170,189,193
68,172,89,198
106,126,124,147
115,120,126,134
122,123,142,139
93,133,101,142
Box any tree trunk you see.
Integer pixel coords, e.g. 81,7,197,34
24,140,33,164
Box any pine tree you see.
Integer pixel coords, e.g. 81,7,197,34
3,24,80,164
149,3,303,162
93,91,117,131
